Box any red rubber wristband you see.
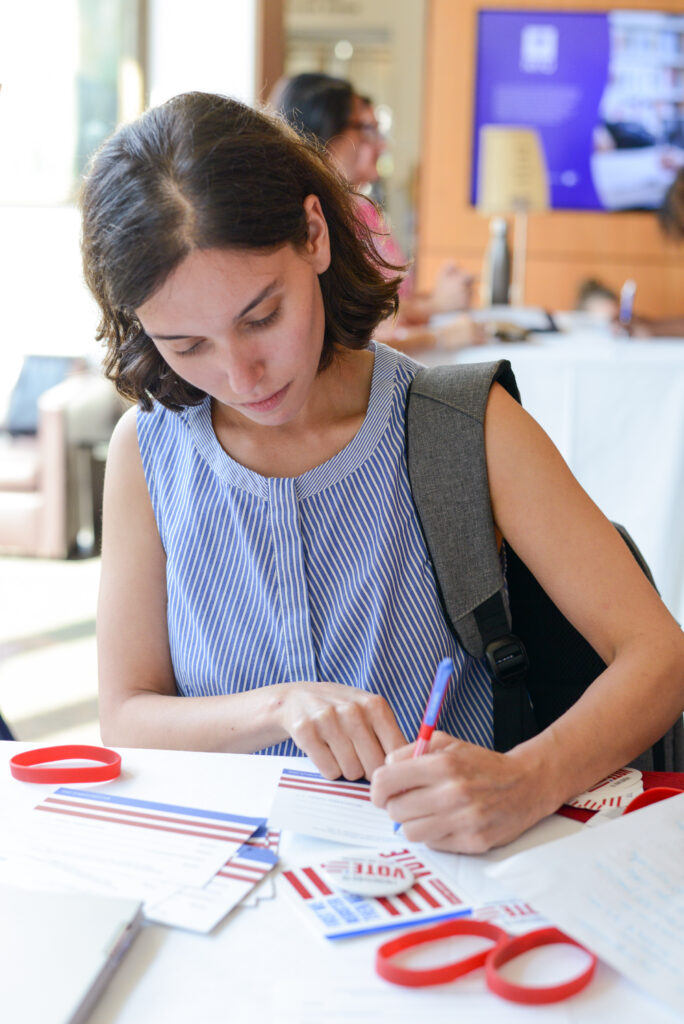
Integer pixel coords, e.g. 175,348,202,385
485,927,597,1005
9,745,121,784
622,787,682,814
376,919,507,988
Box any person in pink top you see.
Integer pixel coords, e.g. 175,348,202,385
277,74,483,354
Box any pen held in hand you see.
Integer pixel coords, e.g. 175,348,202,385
393,657,454,833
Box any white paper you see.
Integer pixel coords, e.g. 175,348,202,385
268,768,396,846
488,793,684,1017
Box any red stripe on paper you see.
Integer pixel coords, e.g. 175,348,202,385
216,870,263,883
277,782,371,802
429,878,462,906
411,882,440,908
283,870,312,900
376,896,401,917
36,805,243,842
397,891,421,913
223,863,265,877
43,797,254,836
302,867,333,895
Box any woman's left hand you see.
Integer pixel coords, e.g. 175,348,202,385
370,731,550,853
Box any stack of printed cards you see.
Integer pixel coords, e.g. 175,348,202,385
241,826,282,908
146,835,279,931
0,787,279,933
281,848,471,940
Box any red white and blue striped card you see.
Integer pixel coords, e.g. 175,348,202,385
473,898,549,934
17,787,267,893
269,769,396,846
281,848,471,939
566,767,643,811
145,842,279,932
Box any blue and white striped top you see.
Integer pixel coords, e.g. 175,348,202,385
137,342,494,756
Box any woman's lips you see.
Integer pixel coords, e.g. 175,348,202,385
240,382,290,413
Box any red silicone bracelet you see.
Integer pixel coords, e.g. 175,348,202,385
485,927,597,1005
622,787,682,814
9,745,121,784
376,919,507,987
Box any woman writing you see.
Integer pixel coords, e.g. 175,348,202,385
81,92,683,853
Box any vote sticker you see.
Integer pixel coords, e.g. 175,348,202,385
321,855,415,897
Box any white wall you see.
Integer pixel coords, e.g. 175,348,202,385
148,0,257,106
0,0,259,410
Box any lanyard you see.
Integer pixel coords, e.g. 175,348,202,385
375,919,597,1004
9,744,121,784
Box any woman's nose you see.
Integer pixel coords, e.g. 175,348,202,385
223,346,265,396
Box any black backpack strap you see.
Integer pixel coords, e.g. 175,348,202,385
405,361,535,751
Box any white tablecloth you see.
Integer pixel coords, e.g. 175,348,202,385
0,743,680,1024
421,334,684,624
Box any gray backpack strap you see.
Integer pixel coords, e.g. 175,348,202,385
405,360,520,658
406,361,537,752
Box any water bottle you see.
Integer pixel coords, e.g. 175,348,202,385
482,217,511,306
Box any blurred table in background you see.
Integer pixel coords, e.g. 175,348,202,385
420,332,684,625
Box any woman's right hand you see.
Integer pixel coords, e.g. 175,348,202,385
274,681,406,781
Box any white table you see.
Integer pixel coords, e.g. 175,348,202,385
1,743,680,1024
421,333,684,624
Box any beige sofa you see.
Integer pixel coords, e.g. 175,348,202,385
0,371,126,558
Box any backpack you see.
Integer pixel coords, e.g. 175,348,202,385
405,360,684,772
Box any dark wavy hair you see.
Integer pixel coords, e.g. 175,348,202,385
277,72,354,145
80,91,401,411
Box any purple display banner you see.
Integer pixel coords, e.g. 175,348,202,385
472,10,610,210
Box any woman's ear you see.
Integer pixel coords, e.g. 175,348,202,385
302,194,331,273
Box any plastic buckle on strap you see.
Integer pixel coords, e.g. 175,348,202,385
485,635,529,686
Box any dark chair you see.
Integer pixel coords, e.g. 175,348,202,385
0,714,15,741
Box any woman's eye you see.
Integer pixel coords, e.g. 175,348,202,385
247,308,280,330
177,340,204,357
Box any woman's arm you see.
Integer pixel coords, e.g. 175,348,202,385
397,263,474,324
98,409,405,777
625,313,684,338
371,384,684,851
374,314,486,354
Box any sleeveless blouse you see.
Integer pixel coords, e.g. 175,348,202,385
137,342,494,756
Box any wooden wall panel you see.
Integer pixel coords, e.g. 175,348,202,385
418,0,684,316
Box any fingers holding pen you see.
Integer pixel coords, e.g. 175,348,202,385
371,736,539,853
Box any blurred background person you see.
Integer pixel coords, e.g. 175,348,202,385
613,168,684,338
575,277,619,322
276,72,484,354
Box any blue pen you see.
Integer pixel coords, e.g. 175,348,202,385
618,278,636,330
393,658,454,833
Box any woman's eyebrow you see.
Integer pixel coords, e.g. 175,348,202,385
235,278,280,321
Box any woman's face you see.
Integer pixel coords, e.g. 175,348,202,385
328,95,384,188
134,195,332,429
